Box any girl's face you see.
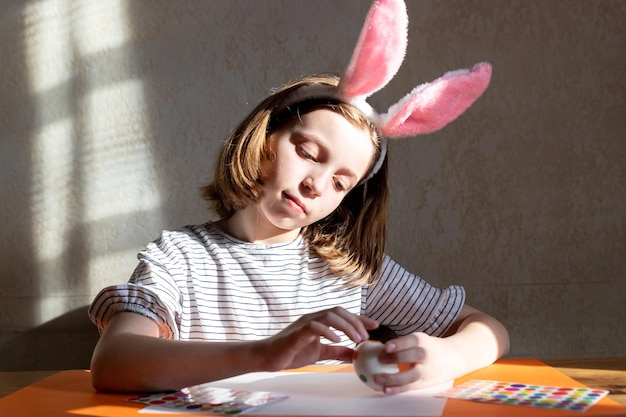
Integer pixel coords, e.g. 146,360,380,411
257,108,375,235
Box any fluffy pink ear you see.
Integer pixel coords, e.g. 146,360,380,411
379,62,492,138
338,0,408,99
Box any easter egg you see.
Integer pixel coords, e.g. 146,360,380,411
353,340,399,391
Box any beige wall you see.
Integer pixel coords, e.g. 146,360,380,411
0,0,624,371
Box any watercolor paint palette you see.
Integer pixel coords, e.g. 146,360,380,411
438,379,609,412
129,383,288,415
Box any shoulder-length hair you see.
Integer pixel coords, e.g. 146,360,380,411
202,74,388,287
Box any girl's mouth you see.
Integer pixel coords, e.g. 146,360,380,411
284,192,307,214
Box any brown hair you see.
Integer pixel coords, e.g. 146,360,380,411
202,74,389,287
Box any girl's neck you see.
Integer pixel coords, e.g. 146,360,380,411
220,208,301,245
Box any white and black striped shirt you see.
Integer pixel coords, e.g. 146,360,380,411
89,222,465,349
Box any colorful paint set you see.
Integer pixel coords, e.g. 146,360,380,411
438,379,609,412
129,384,287,415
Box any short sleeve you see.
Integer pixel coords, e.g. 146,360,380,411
361,256,466,337
88,231,188,339
88,284,179,339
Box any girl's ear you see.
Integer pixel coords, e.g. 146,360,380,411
379,62,492,138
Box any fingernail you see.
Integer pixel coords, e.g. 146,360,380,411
374,375,386,385
386,343,396,352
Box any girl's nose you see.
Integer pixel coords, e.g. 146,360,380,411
301,172,328,197
302,176,320,197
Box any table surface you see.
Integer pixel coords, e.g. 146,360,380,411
542,357,626,407
0,357,625,416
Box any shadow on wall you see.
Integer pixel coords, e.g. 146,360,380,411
0,307,99,371
0,1,164,371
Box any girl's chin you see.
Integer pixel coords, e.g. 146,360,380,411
270,221,306,232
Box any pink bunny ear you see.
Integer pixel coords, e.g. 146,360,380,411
379,62,492,138
338,0,408,100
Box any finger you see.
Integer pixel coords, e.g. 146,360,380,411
350,315,381,341
305,320,342,343
380,345,425,365
382,383,410,396
374,365,419,392
360,316,380,331
383,335,418,353
317,308,372,343
319,345,355,363
384,333,429,355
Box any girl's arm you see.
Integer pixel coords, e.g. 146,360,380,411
90,309,378,392
90,312,259,392
374,304,510,395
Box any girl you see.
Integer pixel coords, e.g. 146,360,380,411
89,0,509,395
88,74,509,395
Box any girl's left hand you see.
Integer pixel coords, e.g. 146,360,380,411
373,332,460,395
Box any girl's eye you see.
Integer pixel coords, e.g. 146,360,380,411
334,179,347,191
298,145,316,161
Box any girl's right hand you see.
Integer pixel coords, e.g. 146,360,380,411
254,307,379,372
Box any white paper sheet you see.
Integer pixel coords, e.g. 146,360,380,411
139,371,451,416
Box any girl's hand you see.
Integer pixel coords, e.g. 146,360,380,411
374,332,460,395
372,305,509,395
255,307,379,372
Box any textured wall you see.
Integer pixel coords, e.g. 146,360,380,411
0,0,624,371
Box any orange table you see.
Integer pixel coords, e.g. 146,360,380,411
0,359,624,417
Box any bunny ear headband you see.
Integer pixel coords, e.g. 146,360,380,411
280,0,492,179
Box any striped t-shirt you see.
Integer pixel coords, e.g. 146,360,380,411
89,222,465,349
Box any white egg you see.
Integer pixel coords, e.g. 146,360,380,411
353,340,399,391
